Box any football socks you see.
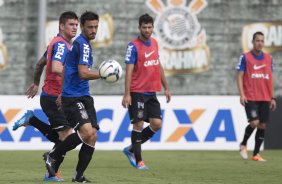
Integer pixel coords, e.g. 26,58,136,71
29,116,59,143
131,130,142,164
253,128,265,156
49,132,82,160
75,144,94,178
241,124,255,145
141,126,155,144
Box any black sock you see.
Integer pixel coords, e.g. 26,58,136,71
141,126,155,144
75,144,94,179
253,128,265,156
49,132,82,160
51,141,65,173
29,116,59,143
131,130,142,164
241,124,255,145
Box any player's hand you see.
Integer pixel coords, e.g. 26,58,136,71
270,99,276,111
100,71,118,80
240,95,248,106
26,84,39,98
122,94,131,108
164,88,171,103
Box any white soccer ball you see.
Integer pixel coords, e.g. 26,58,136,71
99,59,122,83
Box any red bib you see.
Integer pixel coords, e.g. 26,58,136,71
130,37,161,92
42,36,70,96
243,51,273,101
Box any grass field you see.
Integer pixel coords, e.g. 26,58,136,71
0,150,281,184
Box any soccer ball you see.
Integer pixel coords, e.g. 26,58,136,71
99,59,122,83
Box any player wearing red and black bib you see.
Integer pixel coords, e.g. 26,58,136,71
45,11,101,183
122,13,171,170
12,12,78,181
237,31,276,161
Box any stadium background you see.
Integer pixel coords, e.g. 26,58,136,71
0,0,281,150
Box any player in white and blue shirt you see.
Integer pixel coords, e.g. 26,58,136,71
62,34,93,97
46,11,100,183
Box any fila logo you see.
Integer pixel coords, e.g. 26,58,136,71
253,64,266,70
145,50,155,58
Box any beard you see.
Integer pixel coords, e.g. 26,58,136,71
141,32,151,40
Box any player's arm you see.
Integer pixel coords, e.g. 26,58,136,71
26,53,47,98
237,71,246,105
56,67,64,108
236,54,247,106
122,43,136,108
76,41,100,80
160,62,171,103
51,42,68,76
52,60,64,76
122,64,134,108
78,64,100,80
34,55,47,85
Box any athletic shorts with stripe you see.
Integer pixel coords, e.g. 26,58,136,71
62,96,100,131
40,95,71,131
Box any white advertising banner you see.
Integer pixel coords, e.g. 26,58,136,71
0,95,256,150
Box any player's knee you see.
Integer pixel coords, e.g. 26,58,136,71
91,129,98,142
258,123,266,129
150,120,162,131
58,128,73,141
79,129,93,141
133,121,144,131
250,120,259,128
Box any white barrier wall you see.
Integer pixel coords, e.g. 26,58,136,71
0,95,256,150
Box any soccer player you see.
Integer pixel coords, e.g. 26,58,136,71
12,11,78,181
237,31,276,161
122,13,171,170
44,11,102,183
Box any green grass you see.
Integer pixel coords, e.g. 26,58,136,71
0,150,282,184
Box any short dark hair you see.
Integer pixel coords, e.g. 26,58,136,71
80,11,99,26
59,11,78,25
139,13,154,27
252,31,264,41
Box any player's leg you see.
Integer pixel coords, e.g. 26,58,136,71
52,127,73,173
41,96,74,180
132,121,146,169
252,123,266,161
12,110,59,141
45,97,97,181
72,96,99,182
123,93,147,169
252,102,270,161
131,95,162,170
240,101,259,159
45,97,84,176
144,95,162,143
12,109,59,143
39,96,66,143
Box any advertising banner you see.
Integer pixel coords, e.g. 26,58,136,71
0,96,256,150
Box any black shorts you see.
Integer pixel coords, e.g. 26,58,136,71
40,95,70,131
128,92,162,124
62,96,99,131
245,101,270,123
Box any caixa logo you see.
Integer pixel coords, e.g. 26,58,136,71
0,108,236,142
97,109,236,142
